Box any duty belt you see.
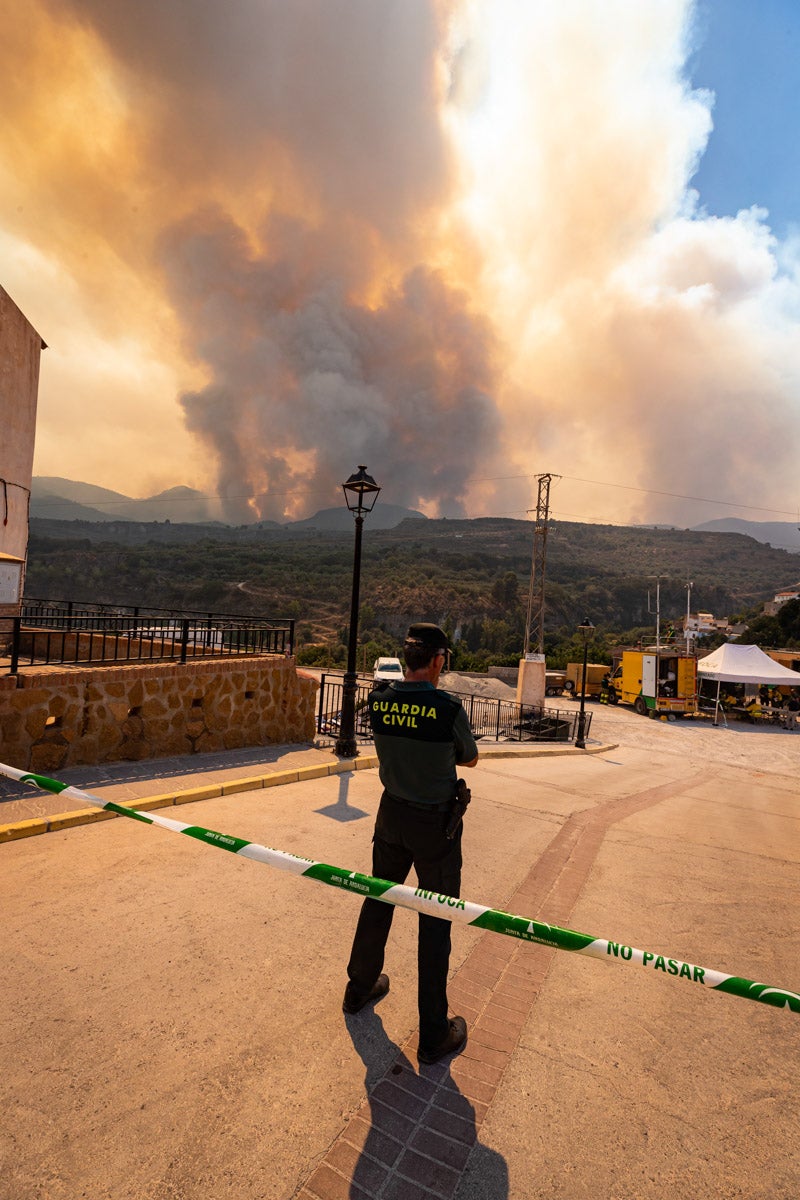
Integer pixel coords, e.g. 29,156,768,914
383,791,452,813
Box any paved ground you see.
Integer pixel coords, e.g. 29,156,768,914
1,701,798,1199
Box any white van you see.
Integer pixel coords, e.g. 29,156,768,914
373,656,404,683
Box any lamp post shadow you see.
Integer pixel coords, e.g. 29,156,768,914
341,1010,509,1199
314,771,369,823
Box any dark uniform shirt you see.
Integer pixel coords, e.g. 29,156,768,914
368,680,478,804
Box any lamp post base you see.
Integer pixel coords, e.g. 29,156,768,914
574,621,594,750
335,670,360,759
334,738,359,759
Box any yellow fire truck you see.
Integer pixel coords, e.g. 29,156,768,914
606,649,698,718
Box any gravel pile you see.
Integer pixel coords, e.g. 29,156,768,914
440,672,518,701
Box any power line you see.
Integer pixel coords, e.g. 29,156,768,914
471,471,800,520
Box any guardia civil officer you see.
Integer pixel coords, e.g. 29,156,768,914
343,623,478,1065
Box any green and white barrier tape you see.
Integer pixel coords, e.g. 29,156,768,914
2,761,798,1015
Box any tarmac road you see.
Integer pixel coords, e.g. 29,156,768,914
1,702,798,1199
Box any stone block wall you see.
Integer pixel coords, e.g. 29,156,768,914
0,657,319,774
487,666,520,685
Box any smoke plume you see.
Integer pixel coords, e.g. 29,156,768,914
1,0,799,524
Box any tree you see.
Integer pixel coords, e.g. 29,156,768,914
777,598,800,644
743,613,783,648
491,571,520,611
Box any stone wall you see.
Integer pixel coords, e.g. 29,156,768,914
0,657,319,774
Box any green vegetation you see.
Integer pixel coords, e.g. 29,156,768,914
739,597,800,649
25,516,800,667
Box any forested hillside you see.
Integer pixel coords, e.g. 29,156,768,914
25,516,799,668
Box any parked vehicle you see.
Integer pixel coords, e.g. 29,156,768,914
606,649,697,717
563,662,609,698
373,656,404,683
545,670,567,696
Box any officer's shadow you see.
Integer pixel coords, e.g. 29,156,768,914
344,1009,509,1199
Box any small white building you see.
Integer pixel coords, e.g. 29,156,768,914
773,585,800,606
682,611,717,641
680,611,743,642
763,584,800,617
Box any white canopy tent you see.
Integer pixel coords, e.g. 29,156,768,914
696,644,800,725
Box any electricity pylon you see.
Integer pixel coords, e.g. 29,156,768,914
523,473,557,657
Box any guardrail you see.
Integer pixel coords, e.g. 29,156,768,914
315,675,591,744
20,598,292,628
2,600,294,674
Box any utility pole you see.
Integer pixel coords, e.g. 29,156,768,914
685,580,694,653
647,575,667,653
523,473,555,657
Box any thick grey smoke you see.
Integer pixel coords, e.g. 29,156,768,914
51,0,454,238
164,207,500,520
39,0,504,519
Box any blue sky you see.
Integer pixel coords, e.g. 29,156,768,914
689,0,800,239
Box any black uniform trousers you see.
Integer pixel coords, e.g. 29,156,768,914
346,792,462,1051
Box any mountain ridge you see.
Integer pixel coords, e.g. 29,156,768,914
28,478,800,551
691,517,800,553
29,477,425,530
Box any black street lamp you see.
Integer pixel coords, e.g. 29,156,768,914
575,617,594,749
335,466,381,758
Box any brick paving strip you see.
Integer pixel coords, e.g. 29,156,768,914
295,775,704,1200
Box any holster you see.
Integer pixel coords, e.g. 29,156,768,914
445,777,471,840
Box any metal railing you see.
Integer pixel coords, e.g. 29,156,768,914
315,674,591,744
2,599,295,674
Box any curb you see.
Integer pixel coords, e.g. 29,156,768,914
0,754,379,844
0,743,616,844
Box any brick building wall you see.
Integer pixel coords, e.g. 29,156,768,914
0,286,45,620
